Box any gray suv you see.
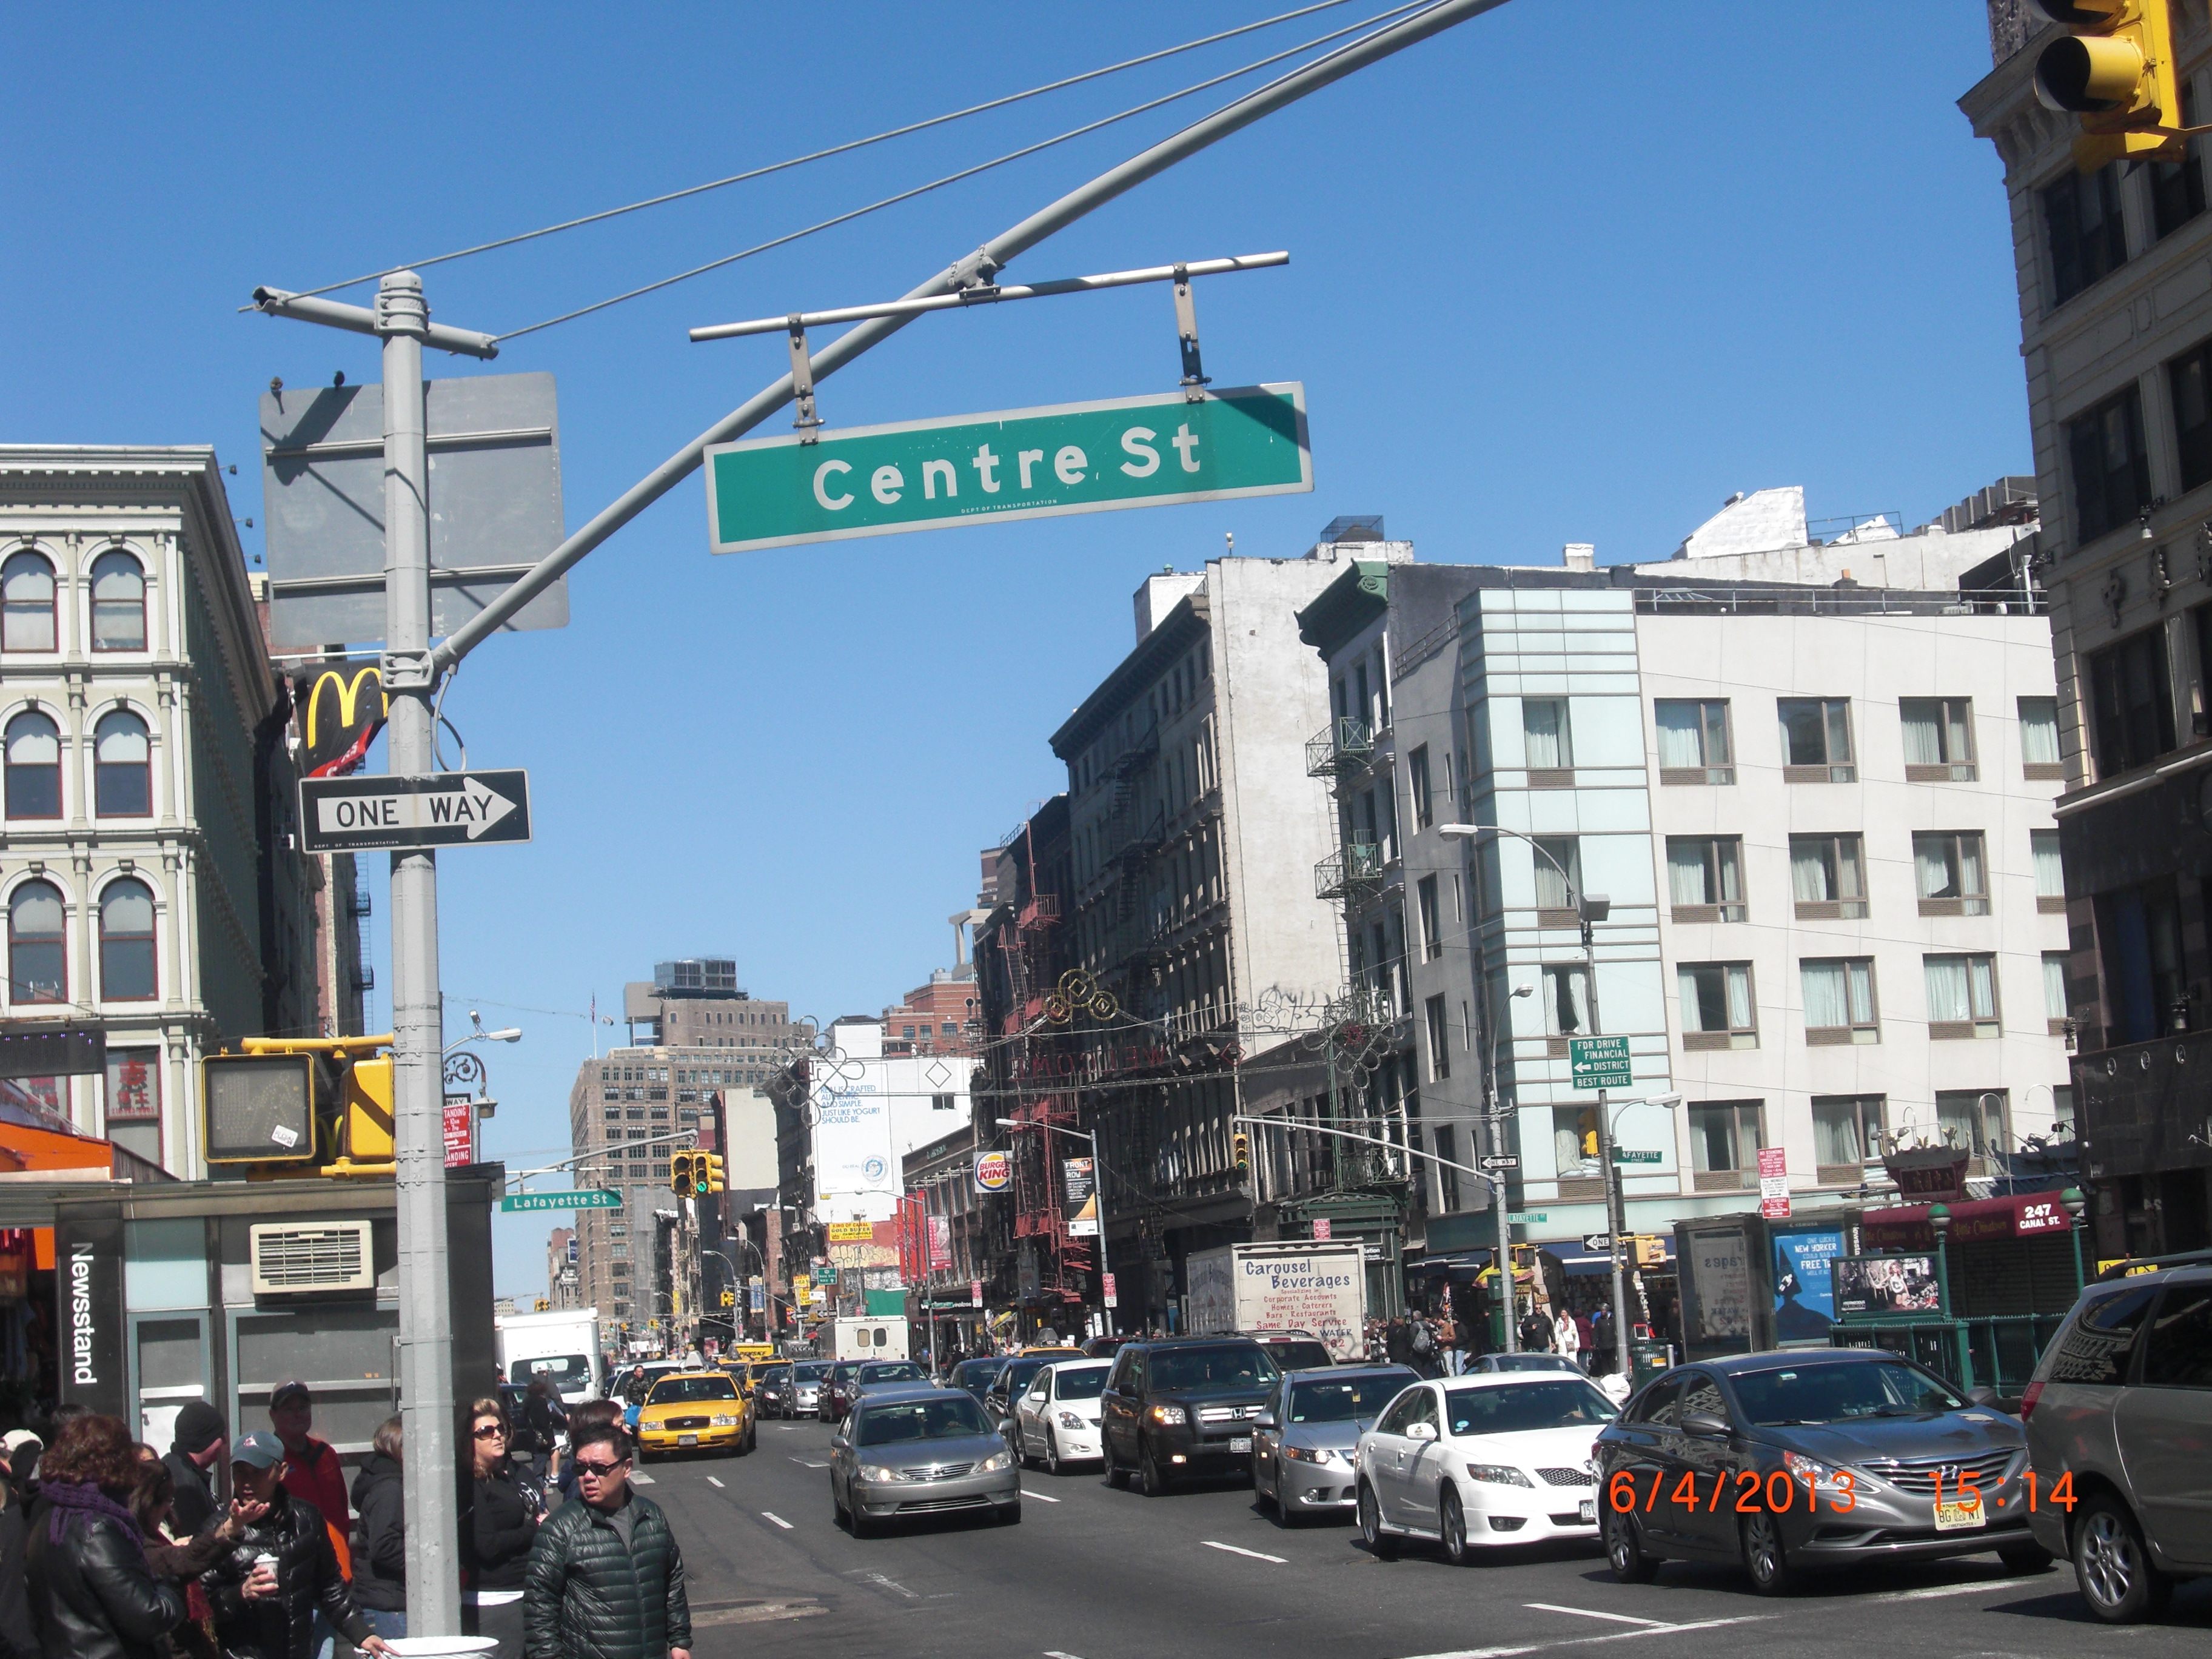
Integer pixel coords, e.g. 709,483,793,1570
2022,1261,2212,1622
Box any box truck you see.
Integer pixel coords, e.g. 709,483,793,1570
1185,1242,1367,1361
833,1314,911,1362
497,1307,603,1404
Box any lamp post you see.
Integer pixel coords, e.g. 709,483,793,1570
2061,1186,2088,1292
1476,981,1534,1352
1927,1202,1973,1390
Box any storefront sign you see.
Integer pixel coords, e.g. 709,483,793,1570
974,1150,1011,1193
827,1221,876,1242
56,1218,125,1417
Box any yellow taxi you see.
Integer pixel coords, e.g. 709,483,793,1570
635,1369,754,1461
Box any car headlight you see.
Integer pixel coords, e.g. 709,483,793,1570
857,1464,897,1484
977,1448,1014,1472
1282,1445,1337,1465
1149,1404,1187,1425
1464,1463,1533,1487
1057,1411,1088,1430
1782,1450,1879,1492
710,1415,740,1427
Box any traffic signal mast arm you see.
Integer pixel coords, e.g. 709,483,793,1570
1227,1113,1503,1194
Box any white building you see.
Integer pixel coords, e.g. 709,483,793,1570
0,447,320,1175
808,1015,974,1225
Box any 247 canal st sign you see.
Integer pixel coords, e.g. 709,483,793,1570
300,769,532,854
703,384,1310,554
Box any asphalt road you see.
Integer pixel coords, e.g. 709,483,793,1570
638,1411,2212,1659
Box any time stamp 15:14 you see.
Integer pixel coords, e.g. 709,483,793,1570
1607,1467,2083,1516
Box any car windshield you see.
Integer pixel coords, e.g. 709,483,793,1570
1486,1354,1575,1373
1443,1381,1618,1436
1054,1368,1108,1401
860,1362,924,1383
509,1353,589,1387
793,1363,828,1381
854,1395,992,1446
1151,1345,1278,1391
646,1376,737,1404
1264,1341,1333,1371
1729,1361,1967,1426
1290,1370,1418,1423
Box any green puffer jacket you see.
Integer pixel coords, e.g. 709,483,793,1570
521,1490,691,1659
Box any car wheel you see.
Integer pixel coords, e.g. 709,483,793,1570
832,1475,849,1524
2074,1495,2172,1623
1254,1459,1276,1507
1358,1481,1398,1560
1603,1503,1660,1584
1998,1543,2054,1575
1739,1509,1797,1597
1019,1425,1041,1471
1440,1487,1473,1567
1141,1441,1175,1497
850,1501,874,1540
1105,1442,1130,1490
1046,1429,1062,1477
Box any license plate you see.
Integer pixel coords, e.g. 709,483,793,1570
679,1433,699,1446
1229,1437,1252,1453
1934,1498,1985,1532
1578,1499,1597,1524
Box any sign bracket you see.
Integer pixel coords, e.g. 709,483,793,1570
1172,264,1209,403
786,317,823,443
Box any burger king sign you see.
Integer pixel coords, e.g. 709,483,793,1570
974,1150,1012,1194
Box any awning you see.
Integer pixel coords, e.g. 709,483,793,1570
1860,1191,2075,1252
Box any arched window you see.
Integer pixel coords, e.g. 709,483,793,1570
93,710,151,817
1,552,56,652
8,882,65,1004
99,879,156,1002
3,712,61,819
89,550,146,652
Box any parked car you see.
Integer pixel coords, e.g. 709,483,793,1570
1248,1330,1336,1372
1101,1336,1279,1495
1253,1365,1419,1526
829,1384,1020,1537
635,1370,754,1461
788,1360,830,1419
946,1356,1005,1406
984,1355,1055,1421
2022,1259,2212,1622
1012,1358,1113,1473
1594,1349,2045,1595
819,1361,862,1424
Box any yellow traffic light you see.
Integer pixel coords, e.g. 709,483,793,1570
1232,1131,1250,1174
341,1056,394,1165
669,1152,695,1195
2031,0,2190,170
1633,1235,1668,1269
700,1153,725,1195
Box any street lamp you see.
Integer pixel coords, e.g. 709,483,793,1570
1591,1091,1681,1378
1477,981,1534,1352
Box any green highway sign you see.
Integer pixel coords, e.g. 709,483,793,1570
500,1189,622,1213
1507,1212,1548,1226
1567,1034,1634,1090
704,384,1310,553
1612,1149,1664,1165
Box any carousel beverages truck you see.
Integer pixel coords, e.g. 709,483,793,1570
1185,1242,1367,1360
497,1307,603,1405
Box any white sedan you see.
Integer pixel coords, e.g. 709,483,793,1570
1011,1358,1111,1475
1355,1373,1618,1565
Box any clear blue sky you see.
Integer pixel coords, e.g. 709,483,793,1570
5,3,2023,1298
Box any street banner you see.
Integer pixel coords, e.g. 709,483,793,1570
928,1214,951,1270
1064,1158,1098,1238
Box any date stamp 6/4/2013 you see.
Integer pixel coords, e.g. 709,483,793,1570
1606,1467,2082,1517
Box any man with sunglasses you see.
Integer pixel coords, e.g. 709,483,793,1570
523,1423,691,1659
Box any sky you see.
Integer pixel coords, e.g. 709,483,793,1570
4,2,2026,1299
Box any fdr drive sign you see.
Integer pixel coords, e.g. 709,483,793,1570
704,384,1310,554
300,770,531,854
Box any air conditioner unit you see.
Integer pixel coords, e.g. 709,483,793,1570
250,1221,374,1295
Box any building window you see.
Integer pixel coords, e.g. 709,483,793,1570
2019,695,2063,779
4,712,61,819
93,710,151,817
1665,836,1745,922
0,552,56,652
1812,1094,1885,1184
1688,1101,1762,1191
1936,1089,2009,1170
1433,1124,1461,1212
1925,953,2000,1038
1777,698,1854,782
1541,965,1592,1037
1522,698,1572,776
7,880,65,1004
98,879,156,1002
1532,836,1581,922
1801,958,1878,1044
1424,993,1451,1081
2068,386,2153,545
2043,951,2072,1034
932,1093,956,1111
2100,880,2187,1043
1900,698,1976,781
1678,962,1756,1049
1655,698,1733,783
1416,875,1442,961
88,550,146,652
2173,338,2212,494
2152,87,2205,242
1407,743,1432,830
1789,833,1867,919
2031,829,2065,913
2086,626,2176,777
2045,164,2127,307
1913,832,1989,916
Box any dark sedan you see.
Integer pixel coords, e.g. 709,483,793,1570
1595,1349,2048,1595
947,1356,1005,1407
984,1355,1053,1421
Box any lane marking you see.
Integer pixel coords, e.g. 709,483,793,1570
1874,1578,2044,1604
1045,1652,1087,1658
865,1570,919,1600
1202,1540,1287,1563
789,1456,828,1469
630,1471,655,1485
706,1476,725,1488
761,1510,793,1529
1524,1606,1669,1629
1396,1614,1772,1659
1022,1489,1064,1502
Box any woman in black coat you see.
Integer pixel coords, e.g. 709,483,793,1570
25,1414,183,1659
461,1396,545,1653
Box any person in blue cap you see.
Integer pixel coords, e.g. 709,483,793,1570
198,1433,388,1659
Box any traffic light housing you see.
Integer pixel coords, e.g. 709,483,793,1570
1633,1235,1668,1269
698,1153,725,1196
1232,1131,1250,1175
2031,0,2190,170
202,1051,324,1165
669,1151,696,1195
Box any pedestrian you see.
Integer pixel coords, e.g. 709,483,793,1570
463,1395,545,1652
1519,1304,1554,1353
1,1434,39,1510
163,1401,227,1538
1383,1316,1413,1367
199,1432,387,1659
523,1421,691,1659
1436,1309,1462,1376
349,1417,406,1643
0,1438,37,1659
520,1379,569,1478
1555,1306,1581,1367
25,1412,184,1659
136,1452,249,1659
621,1367,650,1408
555,1401,625,1504
267,1383,350,1595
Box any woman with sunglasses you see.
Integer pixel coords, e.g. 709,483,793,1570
460,1396,545,1654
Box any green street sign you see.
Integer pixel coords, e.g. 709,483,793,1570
1567,1034,1634,1090
1507,1212,1548,1226
816,1265,839,1285
1612,1149,1664,1165
704,384,1310,553
500,1189,622,1213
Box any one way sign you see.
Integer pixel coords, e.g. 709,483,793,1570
300,769,532,853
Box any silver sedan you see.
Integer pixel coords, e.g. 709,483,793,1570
1253,1366,1420,1526
829,1384,1020,1537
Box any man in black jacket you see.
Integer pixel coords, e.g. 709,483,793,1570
162,1401,226,1538
201,1433,387,1659
523,1422,689,1659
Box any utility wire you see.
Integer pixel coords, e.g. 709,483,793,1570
275,1,1363,304
497,0,1435,341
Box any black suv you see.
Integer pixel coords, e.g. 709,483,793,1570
1101,1336,1279,1495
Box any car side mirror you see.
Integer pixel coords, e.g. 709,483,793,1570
1965,1386,1999,1408
830,1435,847,1451
1407,1421,1438,1443
1680,1413,1730,1439
1255,1411,1276,1430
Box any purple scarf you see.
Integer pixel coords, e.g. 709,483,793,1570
42,1480,149,1568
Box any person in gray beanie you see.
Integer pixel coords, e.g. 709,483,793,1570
163,1402,227,1537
